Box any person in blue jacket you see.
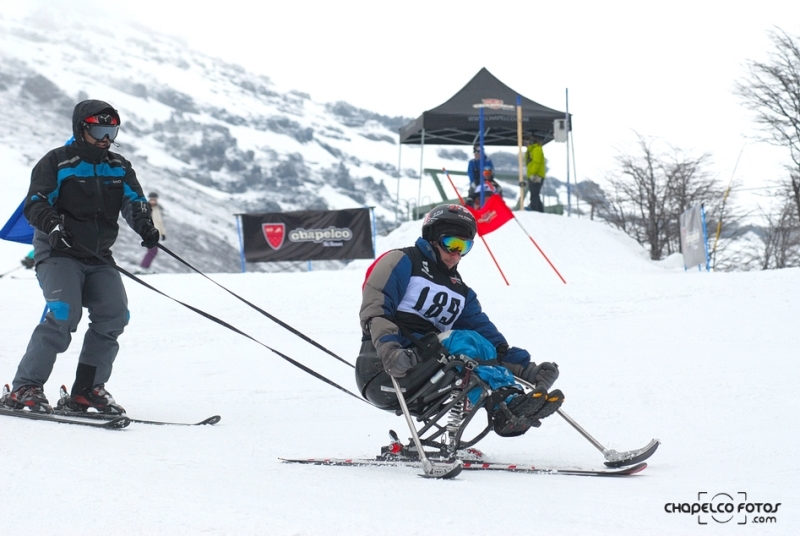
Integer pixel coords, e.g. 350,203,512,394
466,145,503,208
1,100,160,415
356,204,562,436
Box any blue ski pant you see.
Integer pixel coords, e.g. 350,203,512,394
12,256,129,391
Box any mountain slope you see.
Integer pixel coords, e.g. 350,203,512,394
0,5,433,273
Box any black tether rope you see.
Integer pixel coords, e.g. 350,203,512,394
158,244,355,369
73,243,363,402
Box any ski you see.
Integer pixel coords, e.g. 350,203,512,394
280,457,647,477
51,410,221,427
54,386,220,426
0,407,130,429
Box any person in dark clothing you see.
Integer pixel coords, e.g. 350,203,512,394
356,204,563,437
465,145,501,208
0,100,160,415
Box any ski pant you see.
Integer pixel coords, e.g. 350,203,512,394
12,256,129,393
526,178,545,212
140,246,158,268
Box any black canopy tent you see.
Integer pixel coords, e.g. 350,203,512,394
399,67,571,146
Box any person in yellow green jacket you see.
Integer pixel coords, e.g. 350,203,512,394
523,134,546,212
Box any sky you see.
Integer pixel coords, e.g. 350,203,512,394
97,0,799,204
1,212,797,534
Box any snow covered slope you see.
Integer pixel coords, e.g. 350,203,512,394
0,210,797,535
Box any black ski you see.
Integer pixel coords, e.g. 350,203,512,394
54,386,220,426
280,457,647,477
0,407,130,429
52,410,221,427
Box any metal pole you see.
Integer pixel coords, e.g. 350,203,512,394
235,215,247,273
396,128,402,225
517,96,525,211
565,88,571,217
571,125,579,217
390,376,462,479
479,108,485,208
416,129,425,219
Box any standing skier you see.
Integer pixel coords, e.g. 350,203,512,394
356,204,563,436
1,100,159,414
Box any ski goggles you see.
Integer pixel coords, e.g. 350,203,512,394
439,235,474,256
84,124,119,142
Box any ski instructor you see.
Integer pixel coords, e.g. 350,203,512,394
1,100,160,415
356,204,563,436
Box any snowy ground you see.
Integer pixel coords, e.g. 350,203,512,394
0,212,797,535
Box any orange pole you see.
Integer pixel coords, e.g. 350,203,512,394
442,168,510,286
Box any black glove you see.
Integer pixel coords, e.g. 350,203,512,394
47,221,73,249
496,343,509,362
140,225,160,249
524,362,559,390
416,332,448,361
383,347,420,378
21,256,35,269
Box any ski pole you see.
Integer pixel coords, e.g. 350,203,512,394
515,376,659,467
156,243,354,368
70,242,365,402
0,265,23,278
390,376,462,479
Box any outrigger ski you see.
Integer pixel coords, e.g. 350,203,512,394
55,385,221,426
280,457,647,477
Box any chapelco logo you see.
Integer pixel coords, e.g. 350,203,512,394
288,227,353,244
665,492,781,525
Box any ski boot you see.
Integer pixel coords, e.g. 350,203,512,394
57,384,126,415
1,383,53,413
492,388,564,436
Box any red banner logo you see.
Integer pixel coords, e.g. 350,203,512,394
482,98,504,110
262,223,286,250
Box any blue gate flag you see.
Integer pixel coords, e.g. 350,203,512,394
0,199,35,245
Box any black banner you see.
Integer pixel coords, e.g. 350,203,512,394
240,208,374,262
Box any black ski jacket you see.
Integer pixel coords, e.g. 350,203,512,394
24,100,151,264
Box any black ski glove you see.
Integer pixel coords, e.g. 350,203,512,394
496,343,509,362
416,332,448,361
524,362,559,390
47,221,74,250
140,225,160,249
383,347,419,378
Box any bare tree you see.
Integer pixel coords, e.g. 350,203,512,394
602,134,726,260
735,27,800,220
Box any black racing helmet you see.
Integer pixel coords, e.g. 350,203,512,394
421,204,477,241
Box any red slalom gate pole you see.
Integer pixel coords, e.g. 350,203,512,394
442,168,510,286
511,216,567,284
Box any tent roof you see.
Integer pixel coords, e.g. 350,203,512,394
399,67,570,146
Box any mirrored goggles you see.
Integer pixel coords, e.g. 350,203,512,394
439,235,474,256
85,124,119,141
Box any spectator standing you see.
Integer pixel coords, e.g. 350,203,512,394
140,192,166,270
523,134,546,212
466,145,500,208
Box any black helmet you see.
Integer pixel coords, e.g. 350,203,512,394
421,204,477,241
